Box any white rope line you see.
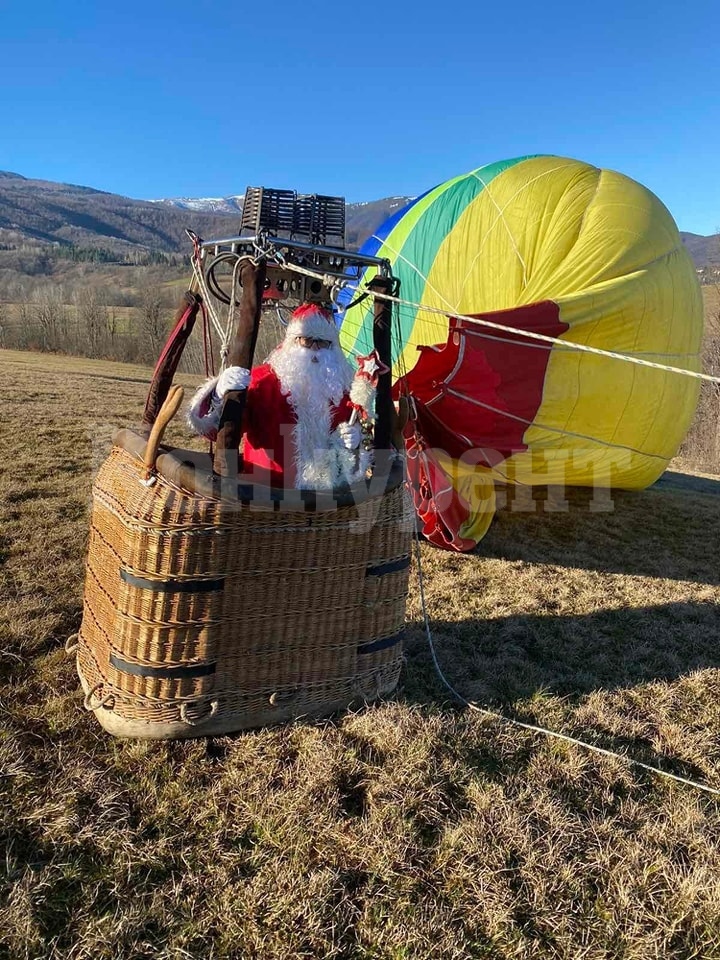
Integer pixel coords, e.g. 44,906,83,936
365,234,457,315
468,169,529,288
461,161,588,298
393,294,535,489
221,256,245,368
370,289,720,385
272,251,344,295
190,256,226,343
461,326,702,361
441,386,668,461
270,255,717,385
393,264,718,794
342,306,699,362
412,536,720,798
192,253,260,370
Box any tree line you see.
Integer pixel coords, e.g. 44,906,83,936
679,334,720,473
0,285,178,366
0,249,717,475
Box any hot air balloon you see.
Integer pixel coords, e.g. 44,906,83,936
338,155,704,550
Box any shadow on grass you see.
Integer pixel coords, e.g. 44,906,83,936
476,481,720,585
654,470,720,497
401,601,720,707
391,600,720,789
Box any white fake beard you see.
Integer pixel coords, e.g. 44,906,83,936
268,342,355,488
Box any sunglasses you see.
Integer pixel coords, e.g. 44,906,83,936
295,336,333,350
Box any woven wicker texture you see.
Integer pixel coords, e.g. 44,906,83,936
77,445,413,738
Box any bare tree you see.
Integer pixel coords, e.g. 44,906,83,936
106,306,119,348
35,287,69,351
75,287,109,357
138,286,169,361
16,287,34,349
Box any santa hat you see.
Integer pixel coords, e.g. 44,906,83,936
284,303,340,345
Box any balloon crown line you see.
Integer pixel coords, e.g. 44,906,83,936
187,227,715,386
343,285,718,385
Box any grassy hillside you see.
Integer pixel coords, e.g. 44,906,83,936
2,351,720,958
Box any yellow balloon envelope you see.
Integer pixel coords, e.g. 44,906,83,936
339,156,703,550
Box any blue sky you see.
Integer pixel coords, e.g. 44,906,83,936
1,0,719,234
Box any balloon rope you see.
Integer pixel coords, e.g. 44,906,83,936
190,253,226,342
368,288,720,385
342,308,701,362
190,232,714,389
368,237,720,797
277,252,717,383
395,286,719,796
442,386,669,461
412,535,720,798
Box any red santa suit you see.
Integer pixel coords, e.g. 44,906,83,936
187,304,372,489
241,362,355,487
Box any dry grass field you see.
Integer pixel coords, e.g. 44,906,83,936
2,348,720,959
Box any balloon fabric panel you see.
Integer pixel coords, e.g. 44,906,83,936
339,155,703,550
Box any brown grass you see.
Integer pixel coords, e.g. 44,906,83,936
2,349,720,959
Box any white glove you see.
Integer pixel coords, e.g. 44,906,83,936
215,366,251,397
185,367,250,438
336,421,361,450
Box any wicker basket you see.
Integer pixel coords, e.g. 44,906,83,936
76,428,413,739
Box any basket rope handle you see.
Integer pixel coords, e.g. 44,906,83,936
65,633,79,655
180,699,219,725
83,682,115,712
269,689,299,708
353,670,384,701
143,384,185,483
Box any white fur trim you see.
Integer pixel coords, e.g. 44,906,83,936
349,375,377,419
285,315,340,344
266,341,359,488
186,375,221,437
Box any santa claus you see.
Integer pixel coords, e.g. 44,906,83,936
187,303,374,489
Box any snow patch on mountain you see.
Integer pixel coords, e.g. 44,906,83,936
152,195,245,215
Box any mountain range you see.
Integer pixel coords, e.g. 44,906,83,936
0,170,717,273
0,171,411,256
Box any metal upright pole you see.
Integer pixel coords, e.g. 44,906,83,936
368,276,394,456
